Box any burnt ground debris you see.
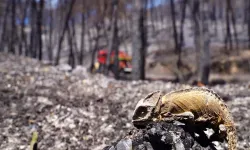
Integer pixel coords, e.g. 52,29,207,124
104,122,218,150
0,53,250,150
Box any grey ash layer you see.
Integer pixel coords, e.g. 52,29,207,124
0,53,249,149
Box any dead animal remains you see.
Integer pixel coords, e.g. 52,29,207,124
132,87,237,150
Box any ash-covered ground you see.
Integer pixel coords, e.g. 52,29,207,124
0,53,249,150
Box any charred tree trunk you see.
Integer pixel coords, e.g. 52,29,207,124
179,0,187,49
170,0,181,68
70,17,78,63
0,1,11,52
191,0,200,75
37,0,44,60
9,0,16,54
193,0,210,85
18,0,29,56
89,24,101,72
170,0,178,53
225,0,232,53
67,21,75,69
132,0,147,80
102,0,110,49
29,0,37,58
113,0,119,80
174,0,187,82
199,0,210,85
55,0,75,65
79,1,85,65
47,0,53,62
228,0,238,53
105,0,119,79
211,0,217,36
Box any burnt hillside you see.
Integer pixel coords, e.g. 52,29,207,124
0,53,249,150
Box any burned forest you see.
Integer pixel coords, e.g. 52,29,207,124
0,0,250,150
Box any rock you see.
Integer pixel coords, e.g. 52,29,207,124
57,64,72,72
104,122,215,150
72,66,89,77
37,96,53,106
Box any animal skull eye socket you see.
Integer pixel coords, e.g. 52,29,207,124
133,107,148,119
137,107,147,115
